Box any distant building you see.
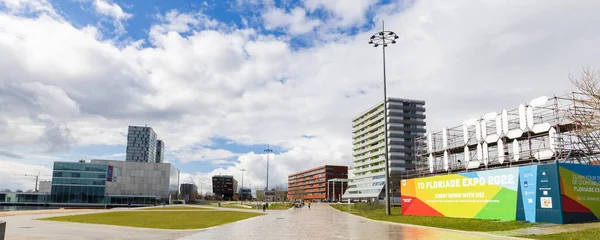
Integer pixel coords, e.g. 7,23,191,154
49,160,179,206
38,181,52,193
343,97,426,202
92,159,179,200
288,165,348,201
212,175,237,200
239,188,252,201
155,140,165,163
180,183,198,202
125,126,158,163
256,189,287,202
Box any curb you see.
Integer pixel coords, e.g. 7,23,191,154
328,206,529,240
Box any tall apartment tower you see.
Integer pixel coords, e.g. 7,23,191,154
343,98,426,202
155,140,164,163
125,126,158,163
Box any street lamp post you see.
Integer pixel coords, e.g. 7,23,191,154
264,146,273,202
240,169,246,204
368,20,399,216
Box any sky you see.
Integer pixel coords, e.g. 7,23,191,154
1,0,599,192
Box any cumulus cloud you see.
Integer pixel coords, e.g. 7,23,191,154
0,0,57,17
2,0,600,191
263,7,321,34
92,0,132,33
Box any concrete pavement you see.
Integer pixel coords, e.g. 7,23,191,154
179,203,526,240
0,204,530,240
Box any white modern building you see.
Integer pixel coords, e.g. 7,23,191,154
38,181,51,193
91,159,180,200
343,97,426,202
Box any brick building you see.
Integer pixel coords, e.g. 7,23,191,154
288,165,348,201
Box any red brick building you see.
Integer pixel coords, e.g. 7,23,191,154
288,165,348,201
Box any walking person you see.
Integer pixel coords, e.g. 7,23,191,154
308,202,311,210
262,203,266,212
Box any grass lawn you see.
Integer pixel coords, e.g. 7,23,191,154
329,204,530,232
520,228,600,239
139,206,212,211
267,203,293,210
209,202,254,209
41,211,263,229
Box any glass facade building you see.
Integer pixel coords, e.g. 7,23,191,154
125,126,159,163
156,140,165,163
50,162,108,204
1,160,180,207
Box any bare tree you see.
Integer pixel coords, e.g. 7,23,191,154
2,189,10,192
569,67,600,133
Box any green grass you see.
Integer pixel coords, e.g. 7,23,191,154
209,202,254,209
139,206,212,210
41,211,263,229
267,203,294,210
329,204,530,232
520,228,600,239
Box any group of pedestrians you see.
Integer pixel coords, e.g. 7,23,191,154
293,201,311,209
256,202,269,212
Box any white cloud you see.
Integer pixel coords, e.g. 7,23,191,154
174,147,239,163
2,0,600,191
92,0,132,33
263,7,321,34
0,159,53,191
0,0,57,17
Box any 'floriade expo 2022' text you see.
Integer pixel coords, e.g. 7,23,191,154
416,175,515,190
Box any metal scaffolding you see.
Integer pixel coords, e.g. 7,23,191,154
408,93,600,178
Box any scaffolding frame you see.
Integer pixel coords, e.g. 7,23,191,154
406,93,600,179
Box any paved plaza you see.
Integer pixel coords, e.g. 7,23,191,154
181,203,522,240
1,204,526,240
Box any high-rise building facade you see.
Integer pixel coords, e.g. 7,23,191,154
343,97,426,202
212,175,237,200
126,126,158,163
288,165,348,201
156,140,164,163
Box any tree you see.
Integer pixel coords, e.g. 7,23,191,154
570,67,600,133
2,189,10,192
16,189,23,192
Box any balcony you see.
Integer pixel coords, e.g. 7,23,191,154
352,114,385,133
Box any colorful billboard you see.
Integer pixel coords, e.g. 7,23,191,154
402,163,575,223
107,166,113,182
559,163,600,223
401,167,520,220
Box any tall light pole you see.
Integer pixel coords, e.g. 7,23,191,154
368,20,399,216
264,145,273,202
240,169,246,204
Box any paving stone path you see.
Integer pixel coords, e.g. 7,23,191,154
179,203,525,240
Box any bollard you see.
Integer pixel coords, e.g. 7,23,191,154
0,220,6,240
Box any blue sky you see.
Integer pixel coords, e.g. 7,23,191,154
1,0,598,191
48,0,399,48
28,0,396,175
